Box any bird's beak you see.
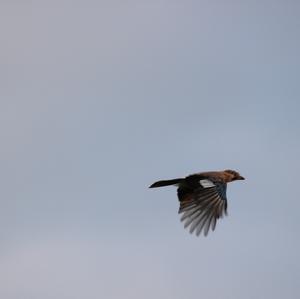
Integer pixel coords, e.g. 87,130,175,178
238,176,245,180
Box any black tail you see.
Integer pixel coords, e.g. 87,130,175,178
149,178,183,188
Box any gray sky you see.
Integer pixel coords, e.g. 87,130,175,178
1,1,300,298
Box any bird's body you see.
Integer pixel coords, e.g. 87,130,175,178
149,169,245,236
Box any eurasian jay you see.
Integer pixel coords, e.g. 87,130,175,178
149,169,245,236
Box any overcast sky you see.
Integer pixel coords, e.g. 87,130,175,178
1,1,300,298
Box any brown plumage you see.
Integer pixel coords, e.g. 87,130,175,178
149,169,245,236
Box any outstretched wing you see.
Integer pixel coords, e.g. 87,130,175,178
178,179,228,236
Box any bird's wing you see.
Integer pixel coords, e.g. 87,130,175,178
178,180,228,236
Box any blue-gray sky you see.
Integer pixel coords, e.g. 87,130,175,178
1,1,300,298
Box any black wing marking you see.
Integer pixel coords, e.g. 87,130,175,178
179,182,228,236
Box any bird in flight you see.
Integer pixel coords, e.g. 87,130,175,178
149,169,245,236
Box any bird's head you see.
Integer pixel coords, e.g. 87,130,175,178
224,169,245,182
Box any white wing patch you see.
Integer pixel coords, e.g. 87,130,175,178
199,179,215,188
